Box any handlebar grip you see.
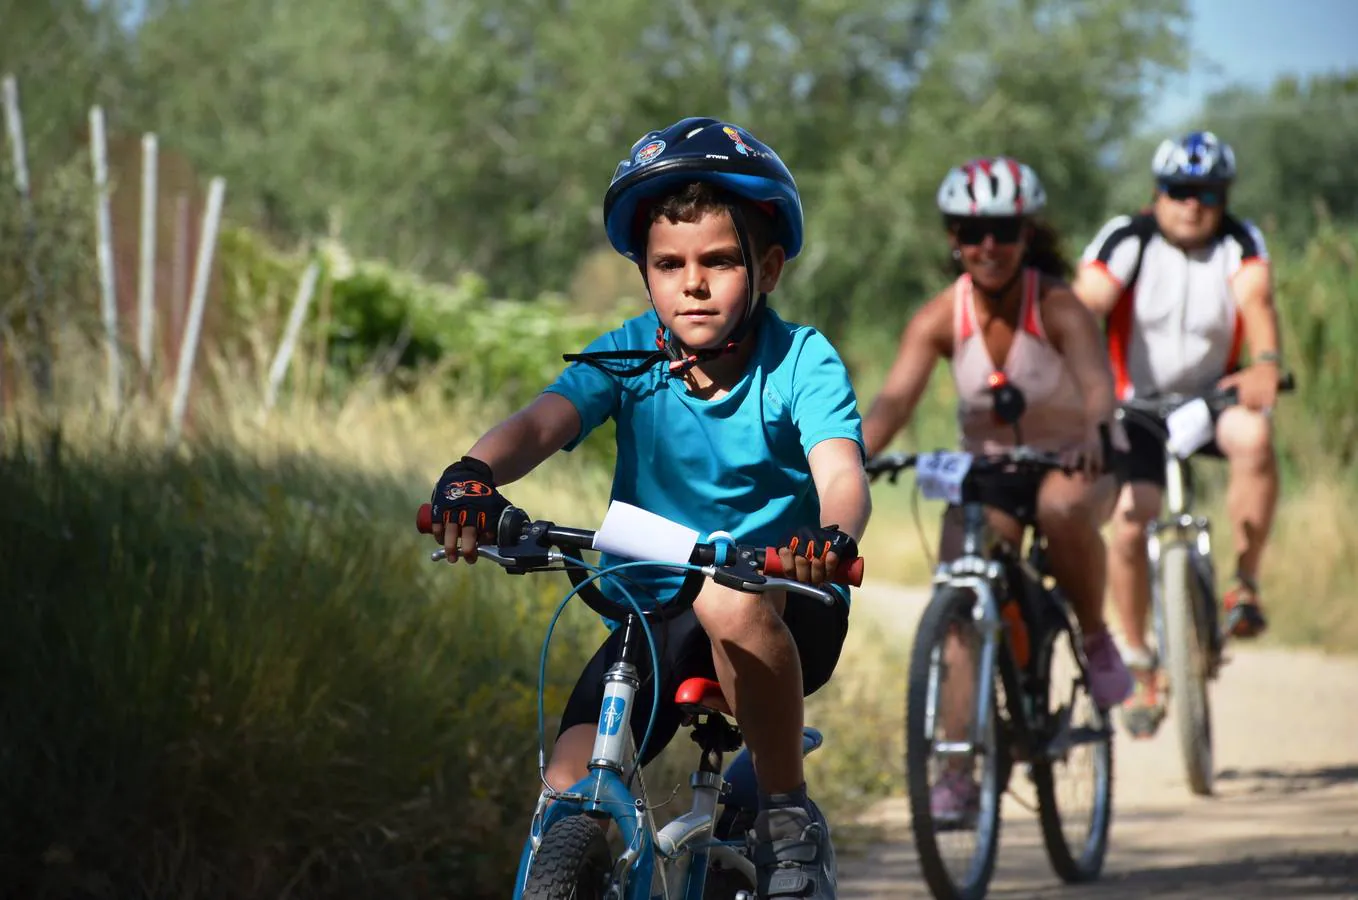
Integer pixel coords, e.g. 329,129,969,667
762,547,865,587
416,503,434,534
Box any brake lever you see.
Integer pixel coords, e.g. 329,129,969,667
765,577,837,607
703,563,836,607
429,546,554,570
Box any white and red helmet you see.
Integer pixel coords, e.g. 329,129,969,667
937,156,1047,217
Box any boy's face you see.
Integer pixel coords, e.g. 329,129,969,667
644,210,785,351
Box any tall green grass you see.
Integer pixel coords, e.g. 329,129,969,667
0,367,620,897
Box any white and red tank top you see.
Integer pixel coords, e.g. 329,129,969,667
951,269,1088,454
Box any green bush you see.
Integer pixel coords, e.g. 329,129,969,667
0,151,101,384
217,227,618,410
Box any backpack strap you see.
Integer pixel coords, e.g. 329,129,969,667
1122,211,1159,291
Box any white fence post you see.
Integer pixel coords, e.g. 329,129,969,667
3,74,53,406
171,191,190,342
263,260,320,415
138,132,158,376
168,176,226,445
89,105,121,413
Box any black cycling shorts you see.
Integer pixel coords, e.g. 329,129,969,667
948,469,1047,527
1123,417,1225,489
558,590,850,767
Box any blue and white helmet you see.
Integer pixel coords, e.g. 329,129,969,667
1152,131,1237,184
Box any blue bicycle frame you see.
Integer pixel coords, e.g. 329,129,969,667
501,556,827,899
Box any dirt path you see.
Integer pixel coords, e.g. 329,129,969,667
838,581,1358,899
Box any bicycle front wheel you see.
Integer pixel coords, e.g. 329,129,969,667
521,815,612,900
905,586,1002,900
1031,621,1113,883
1162,542,1214,796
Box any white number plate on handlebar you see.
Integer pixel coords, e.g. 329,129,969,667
916,451,974,504
1165,397,1214,458
593,500,699,565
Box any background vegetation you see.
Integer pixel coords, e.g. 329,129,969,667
2,0,1356,895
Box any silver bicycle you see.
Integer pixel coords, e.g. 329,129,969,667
1116,373,1293,796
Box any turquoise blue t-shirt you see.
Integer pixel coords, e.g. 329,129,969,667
543,306,864,610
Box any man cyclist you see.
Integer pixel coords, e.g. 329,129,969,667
1071,130,1283,737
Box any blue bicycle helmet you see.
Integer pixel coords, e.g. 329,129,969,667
1152,130,1237,185
603,117,804,261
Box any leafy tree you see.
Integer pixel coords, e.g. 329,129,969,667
104,0,1187,344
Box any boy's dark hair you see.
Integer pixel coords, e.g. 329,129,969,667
641,181,779,259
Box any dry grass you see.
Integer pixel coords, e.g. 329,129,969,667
1202,468,1358,654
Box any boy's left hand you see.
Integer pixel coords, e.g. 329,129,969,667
778,524,859,585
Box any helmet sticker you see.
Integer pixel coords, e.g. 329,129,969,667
723,126,754,157
634,139,666,165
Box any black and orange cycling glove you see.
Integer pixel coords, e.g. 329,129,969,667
785,524,859,563
430,456,510,537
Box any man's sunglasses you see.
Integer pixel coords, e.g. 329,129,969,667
952,218,1025,246
1160,182,1226,207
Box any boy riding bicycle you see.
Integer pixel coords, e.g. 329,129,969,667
428,117,870,899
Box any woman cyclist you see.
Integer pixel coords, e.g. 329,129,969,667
861,157,1133,823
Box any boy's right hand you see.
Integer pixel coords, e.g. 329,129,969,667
429,456,510,563
778,524,859,586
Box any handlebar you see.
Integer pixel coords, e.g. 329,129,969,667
415,503,863,614
1119,371,1296,421
865,445,1071,485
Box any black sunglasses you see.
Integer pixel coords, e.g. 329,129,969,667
953,218,1025,246
1160,182,1226,207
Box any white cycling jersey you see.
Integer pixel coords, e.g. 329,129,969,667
1079,212,1268,399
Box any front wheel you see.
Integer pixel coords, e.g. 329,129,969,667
1162,542,1214,796
521,815,612,899
905,586,1002,900
1032,622,1113,883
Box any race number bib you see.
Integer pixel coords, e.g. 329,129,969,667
1164,398,1214,458
916,451,974,504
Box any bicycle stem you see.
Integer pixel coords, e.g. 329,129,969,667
591,615,645,772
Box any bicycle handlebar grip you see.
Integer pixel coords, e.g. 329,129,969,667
416,503,434,534
761,547,865,587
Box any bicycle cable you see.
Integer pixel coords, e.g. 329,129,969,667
910,480,937,573
536,556,736,793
